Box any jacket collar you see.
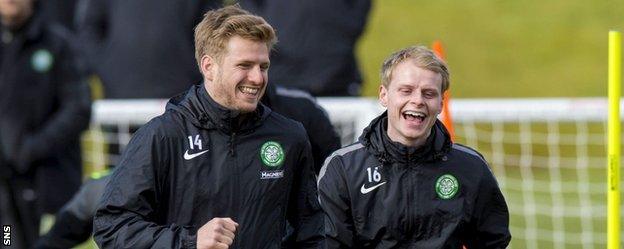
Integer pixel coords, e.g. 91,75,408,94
359,111,451,165
166,84,269,134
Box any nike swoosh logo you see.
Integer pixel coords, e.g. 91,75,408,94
184,150,208,160
360,182,386,194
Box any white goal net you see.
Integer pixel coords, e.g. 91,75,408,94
83,97,623,249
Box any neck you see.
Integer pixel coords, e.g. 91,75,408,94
386,128,430,149
203,83,230,111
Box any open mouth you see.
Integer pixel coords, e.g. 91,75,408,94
238,86,259,96
402,110,426,122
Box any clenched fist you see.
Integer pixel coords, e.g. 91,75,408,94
196,217,239,249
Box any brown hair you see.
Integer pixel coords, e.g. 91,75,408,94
194,5,277,66
380,45,450,92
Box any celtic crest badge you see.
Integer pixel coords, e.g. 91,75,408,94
260,141,284,167
435,174,459,199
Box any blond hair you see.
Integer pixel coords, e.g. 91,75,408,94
380,46,450,92
194,5,277,66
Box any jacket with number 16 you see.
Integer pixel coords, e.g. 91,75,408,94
318,112,511,248
93,84,323,248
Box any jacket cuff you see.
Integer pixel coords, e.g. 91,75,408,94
183,233,197,249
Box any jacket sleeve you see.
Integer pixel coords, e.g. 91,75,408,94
287,139,325,248
306,104,341,174
34,177,109,249
317,156,355,248
93,124,196,249
14,35,91,172
464,167,512,249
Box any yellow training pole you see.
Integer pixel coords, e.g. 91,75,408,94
608,30,621,249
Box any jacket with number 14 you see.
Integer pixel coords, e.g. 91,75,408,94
93,84,323,248
318,112,511,248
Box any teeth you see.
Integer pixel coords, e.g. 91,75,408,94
239,86,259,95
403,111,426,118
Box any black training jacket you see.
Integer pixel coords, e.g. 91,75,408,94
93,85,323,248
318,112,511,248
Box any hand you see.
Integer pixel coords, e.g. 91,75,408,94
196,217,239,249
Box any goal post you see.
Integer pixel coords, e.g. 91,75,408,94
607,30,621,249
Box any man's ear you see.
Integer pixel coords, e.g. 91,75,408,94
379,84,388,107
200,55,217,82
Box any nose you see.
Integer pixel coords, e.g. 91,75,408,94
410,92,425,106
247,66,264,85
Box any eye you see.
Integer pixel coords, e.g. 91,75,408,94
237,63,252,69
399,88,411,95
260,64,270,71
423,90,439,98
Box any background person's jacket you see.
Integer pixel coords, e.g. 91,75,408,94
239,0,371,96
34,173,110,249
76,0,219,98
318,112,511,248
0,11,91,213
93,84,324,248
261,84,341,173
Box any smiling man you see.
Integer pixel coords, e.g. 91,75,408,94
318,46,511,248
93,5,323,249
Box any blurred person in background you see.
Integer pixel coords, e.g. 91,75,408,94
75,0,221,99
39,0,79,30
34,170,110,249
238,0,371,96
261,83,341,173
93,6,323,248
317,46,511,248
0,0,91,248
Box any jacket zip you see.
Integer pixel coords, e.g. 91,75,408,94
229,132,241,248
412,162,419,241
229,132,236,157
406,155,414,234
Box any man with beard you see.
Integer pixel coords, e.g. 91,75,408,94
93,5,323,249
